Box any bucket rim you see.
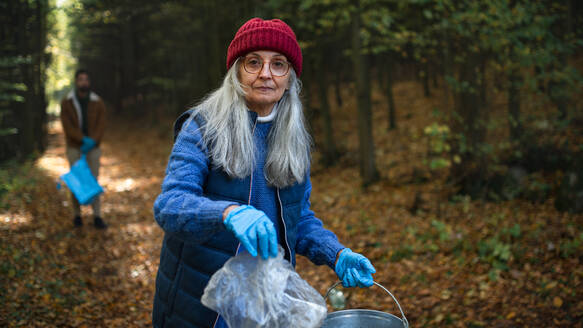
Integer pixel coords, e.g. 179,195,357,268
324,281,409,328
327,308,403,319
324,309,406,328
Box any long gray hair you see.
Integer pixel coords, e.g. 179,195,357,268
186,59,312,188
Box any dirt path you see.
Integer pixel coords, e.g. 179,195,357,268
0,118,170,326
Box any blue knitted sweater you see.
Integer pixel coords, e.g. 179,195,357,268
153,110,345,266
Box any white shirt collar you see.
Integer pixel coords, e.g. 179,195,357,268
256,102,278,123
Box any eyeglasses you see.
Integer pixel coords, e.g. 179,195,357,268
242,55,290,77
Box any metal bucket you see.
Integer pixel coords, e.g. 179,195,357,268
321,282,409,328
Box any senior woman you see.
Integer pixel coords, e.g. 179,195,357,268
152,18,376,328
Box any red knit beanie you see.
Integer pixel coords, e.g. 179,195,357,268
227,18,302,76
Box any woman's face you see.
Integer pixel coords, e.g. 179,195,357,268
238,50,291,116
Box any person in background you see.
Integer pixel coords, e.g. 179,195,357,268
60,69,107,229
152,18,376,328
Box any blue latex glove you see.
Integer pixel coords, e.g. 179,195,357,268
80,137,96,154
224,205,278,260
335,248,376,288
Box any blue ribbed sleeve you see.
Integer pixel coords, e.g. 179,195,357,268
153,119,239,244
296,176,346,269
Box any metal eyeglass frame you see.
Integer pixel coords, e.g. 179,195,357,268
240,55,291,77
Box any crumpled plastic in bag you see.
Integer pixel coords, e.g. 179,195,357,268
201,247,327,328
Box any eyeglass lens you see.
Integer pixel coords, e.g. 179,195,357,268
244,57,289,76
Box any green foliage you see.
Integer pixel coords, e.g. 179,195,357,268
0,128,18,137
390,244,415,262
478,237,511,277
0,56,32,67
0,161,39,209
396,219,470,261
505,223,522,238
477,223,522,281
389,0,583,197
431,219,452,241
523,173,551,203
423,122,461,171
560,232,583,259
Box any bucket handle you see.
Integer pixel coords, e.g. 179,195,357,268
324,281,409,328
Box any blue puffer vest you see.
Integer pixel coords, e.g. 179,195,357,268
152,110,306,328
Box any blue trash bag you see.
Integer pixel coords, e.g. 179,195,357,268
60,155,104,205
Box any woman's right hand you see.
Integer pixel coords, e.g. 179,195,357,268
223,205,278,259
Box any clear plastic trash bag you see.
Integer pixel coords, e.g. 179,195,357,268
201,247,327,328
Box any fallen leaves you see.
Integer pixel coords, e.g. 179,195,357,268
0,122,165,327
553,296,563,308
1,81,582,327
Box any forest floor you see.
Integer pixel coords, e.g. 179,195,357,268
1,80,582,327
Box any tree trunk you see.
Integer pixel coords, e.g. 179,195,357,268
451,53,487,197
1,0,47,161
317,54,339,166
508,70,522,140
432,64,439,88
567,0,574,37
442,33,453,111
35,0,48,152
301,57,316,132
479,58,488,106
17,0,35,159
205,0,222,89
549,59,568,120
334,67,343,107
386,61,396,130
351,6,379,186
422,62,431,98
535,65,546,92
121,15,136,113
548,2,572,120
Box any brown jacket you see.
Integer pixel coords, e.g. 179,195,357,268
60,91,106,148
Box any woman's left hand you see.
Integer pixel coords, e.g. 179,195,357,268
335,248,376,288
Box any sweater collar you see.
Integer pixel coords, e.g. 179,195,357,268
67,89,100,102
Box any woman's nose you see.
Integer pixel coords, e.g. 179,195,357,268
258,62,272,79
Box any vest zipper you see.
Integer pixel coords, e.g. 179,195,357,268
247,117,258,204
276,189,292,262
213,116,258,328
240,116,258,250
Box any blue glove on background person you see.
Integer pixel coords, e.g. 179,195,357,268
224,205,278,260
80,136,96,154
335,248,376,288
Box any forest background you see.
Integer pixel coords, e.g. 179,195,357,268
1,0,583,327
